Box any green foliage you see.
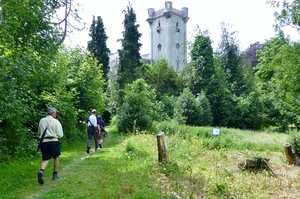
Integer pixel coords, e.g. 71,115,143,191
144,58,182,100
267,0,300,33
0,0,62,159
255,33,296,132
233,91,264,130
189,33,215,95
202,136,235,150
290,135,300,157
196,92,213,126
174,88,204,126
124,140,149,160
152,121,180,135
65,46,105,115
0,127,296,198
117,79,158,133
117,4,143,89
158,95,176,120
87,16,110,84
159,162,180,177
218,22,247,96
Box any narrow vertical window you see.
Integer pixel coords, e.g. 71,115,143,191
176,21,180,32
176,60,180,71
157,44,162,51
157,20,161,33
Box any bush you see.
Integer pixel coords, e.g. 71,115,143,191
290,135,300,157
117,79,157,133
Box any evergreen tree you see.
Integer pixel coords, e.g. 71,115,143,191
117,4,142,89
87,16,110,84
189,34,215,95
218,22,246,96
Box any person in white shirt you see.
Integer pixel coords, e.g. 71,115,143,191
37,107,63,184
86,109,99,153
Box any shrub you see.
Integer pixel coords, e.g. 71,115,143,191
290,135,300,157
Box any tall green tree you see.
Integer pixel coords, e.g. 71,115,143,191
272,43,300,130
218,22,247,96
87,16,110,84
117,4,142,89
0,0,62,159
209,57,234,127
189,33,215,96
256,32,293,131
0,0,85,160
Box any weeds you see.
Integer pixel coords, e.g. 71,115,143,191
0,125,300,198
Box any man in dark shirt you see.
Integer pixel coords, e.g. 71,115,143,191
97,116,105,148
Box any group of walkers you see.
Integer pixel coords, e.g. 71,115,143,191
37,107,105,184
86,109,106,154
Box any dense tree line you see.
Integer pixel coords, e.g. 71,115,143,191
1,0,300,162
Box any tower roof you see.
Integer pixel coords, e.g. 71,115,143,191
147,1,189,23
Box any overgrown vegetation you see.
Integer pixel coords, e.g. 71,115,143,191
2,0,300,168
1,126,300,198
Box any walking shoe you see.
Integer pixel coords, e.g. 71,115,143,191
99,144,102,148
38,170,44,184
52,172,60,180
86,147,90,154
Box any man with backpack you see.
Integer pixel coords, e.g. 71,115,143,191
86,109,99,153
37,107,63,184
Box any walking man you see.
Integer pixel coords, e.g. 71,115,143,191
86,109,99,153
97,116,105,148
37,107,63,184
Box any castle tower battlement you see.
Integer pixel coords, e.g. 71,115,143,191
147,1,189,71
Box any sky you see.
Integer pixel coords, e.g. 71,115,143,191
64,0,299,55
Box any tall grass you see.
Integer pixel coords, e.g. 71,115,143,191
1,124,300,198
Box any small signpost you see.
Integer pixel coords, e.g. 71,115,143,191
212,127,220,136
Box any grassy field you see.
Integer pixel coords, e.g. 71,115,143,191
0,126,300,198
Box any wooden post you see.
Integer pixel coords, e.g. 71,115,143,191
133,119,136,134
284,143,296,165
157,132,169,164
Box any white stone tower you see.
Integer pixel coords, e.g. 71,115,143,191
147,1,189,72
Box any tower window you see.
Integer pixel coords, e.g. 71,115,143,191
176,60,180,71
176,43,180,49
157,21,161,33
176,21,180,32
157,44,162,51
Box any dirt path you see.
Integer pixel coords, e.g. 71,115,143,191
24,131,114,199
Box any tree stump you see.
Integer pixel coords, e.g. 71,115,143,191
157,132,169,164
284,143,296,165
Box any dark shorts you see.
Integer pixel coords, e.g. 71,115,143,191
41,141,61,161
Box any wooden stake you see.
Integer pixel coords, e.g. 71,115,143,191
284,143,296,165
157,132,169,164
